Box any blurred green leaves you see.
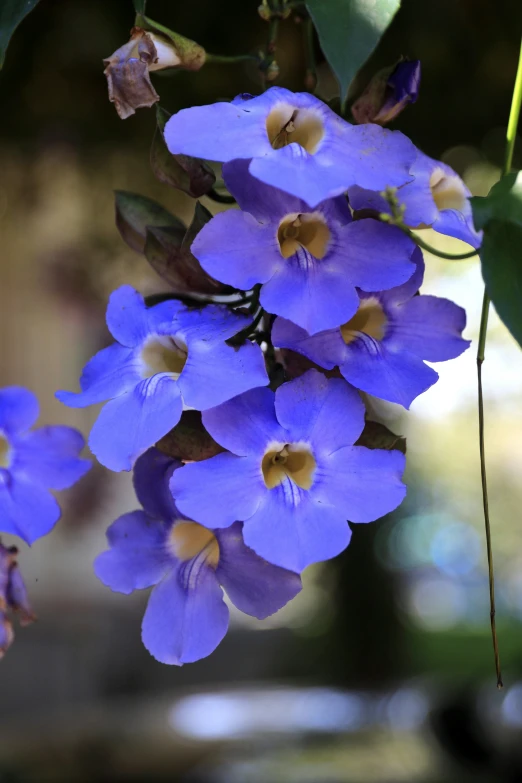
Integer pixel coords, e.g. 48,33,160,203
306,0,401,106
472,172,522,348
0,0,40,69
114,191,184,254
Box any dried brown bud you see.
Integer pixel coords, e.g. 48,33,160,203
104,26,205,119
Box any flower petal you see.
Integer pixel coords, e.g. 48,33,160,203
94,510,171,594
432,209,482,249
275,370,365,453
339,338,438,408
335,220,416,292
223,159,309,219
133,448,182,520
170,453,264,528
216,522,302,618
12,426,90,489
89,376,183,472
315,446,406,523
192,209,281,290
272,318,344,370
141,564,229,665
388,294,471,362
243,490,352,572
260,253,360,334
0,474,60,544
56,343,140,408
0,387,39,436
164,91,282,161
202,387,286,457
179,338,268,411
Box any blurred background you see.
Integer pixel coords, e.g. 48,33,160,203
1,0,522,780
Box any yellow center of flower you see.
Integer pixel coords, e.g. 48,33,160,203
141,336,188,379
277,213,331,259
266,105,324,154
0,435,10,468
340,298,388,345
429,168,468,212
169,521,220,568
262,444,316,490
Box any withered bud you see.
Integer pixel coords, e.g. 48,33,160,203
351,58,421,126
265,60,280,82
104,27,205,120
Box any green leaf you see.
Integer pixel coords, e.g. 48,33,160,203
114,191,185,254
306,0,401,105
471,171,522,231
151,106,216,197
0,0,40,69
479,219,522,348
144,202,229,294
355,420,406,454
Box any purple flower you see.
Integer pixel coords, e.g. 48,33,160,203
273,249,470,408
164,87,416,208
0,540,36,657
95,448,301,665
57,286,268,472
171,370,406,573
192,161,416,335
349,150,482,249
0,387,90,544
352,59,421,126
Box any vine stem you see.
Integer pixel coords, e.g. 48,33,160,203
478,35,522,690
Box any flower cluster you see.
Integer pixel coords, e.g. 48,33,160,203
0,386,91,653
60,87,472,665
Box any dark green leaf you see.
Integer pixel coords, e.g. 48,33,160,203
480,219,522,348
156,411,224,462
0,0,40,69
356,420,406,453
114,191,184,253
471,171,522,231
306,0,401,105
151,106,215,197
144,202,228,294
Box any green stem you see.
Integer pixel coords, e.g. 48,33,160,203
407,233,478,261
304,17,317,90
206,188,236,205
477,34,522,690
205,53,259,65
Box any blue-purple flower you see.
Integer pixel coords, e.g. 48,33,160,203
57,286,268,472
0,386,90,544
192,161,417,335
171,370,406,573
164,87,416,208
0,540,35,657
273,249,470,408
352,59,421,126
95,448,301,665
349,150,482,249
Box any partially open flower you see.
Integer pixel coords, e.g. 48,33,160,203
0,541,35,658
104,27,205,119
352,59,421,126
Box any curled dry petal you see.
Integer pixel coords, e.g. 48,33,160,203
104,28,162,119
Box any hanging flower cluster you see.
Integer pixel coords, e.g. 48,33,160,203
0,386,90,653
58,87,472,666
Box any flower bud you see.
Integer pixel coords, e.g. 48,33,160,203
265,60,280,83
104,26,206,119
351,58,421,126
0,541,35,658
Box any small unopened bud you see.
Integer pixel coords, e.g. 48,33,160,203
104,26,206,120
258,3,271,21
352,58,421,126
265,60,280,83
304,69,317,92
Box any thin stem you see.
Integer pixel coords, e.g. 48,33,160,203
205,53,259,65
408,233,478,261
303,17,317,91
206,188,236,205
476,34,522,690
